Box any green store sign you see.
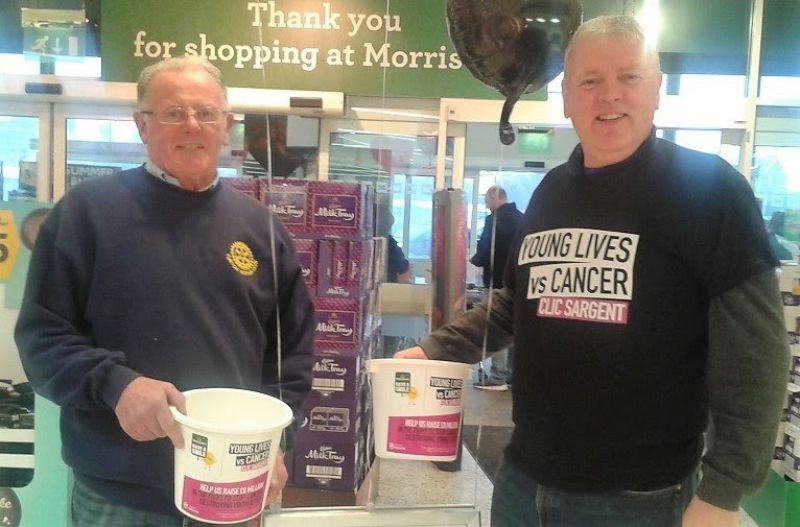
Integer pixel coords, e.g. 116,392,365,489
100,0,546,100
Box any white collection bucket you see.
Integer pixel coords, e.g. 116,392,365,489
170,388,292,525
366,358,473,461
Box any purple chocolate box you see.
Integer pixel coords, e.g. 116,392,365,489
261,179,308,234
297,395,363,442
292,238,318,289
309,352,364,405
372,237,388,287
292,435,363,491
332,240,349,286
348,239,374,288
307,181,371,238
316,241,366,298
313,296,366,352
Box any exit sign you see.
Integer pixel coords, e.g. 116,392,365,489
23,26,85,57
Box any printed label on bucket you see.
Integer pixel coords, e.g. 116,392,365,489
181,472,268,523
386,412,461,456
394,372,411,393
429,375,464,406
229,440,272,471
191,433,208,458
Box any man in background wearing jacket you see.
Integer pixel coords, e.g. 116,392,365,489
470,185,522,390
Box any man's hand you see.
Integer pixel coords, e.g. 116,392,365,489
682,496,738,527
114,377,187,448
266,450,288,505
394,346,428,359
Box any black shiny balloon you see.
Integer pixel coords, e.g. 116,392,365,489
447,0,582,144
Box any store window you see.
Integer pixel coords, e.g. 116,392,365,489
754,144,800,261
0,115,39,200
654,128,729,158
65,117,144,190
463,123,577,282
752,107,800,230
678,74,746,98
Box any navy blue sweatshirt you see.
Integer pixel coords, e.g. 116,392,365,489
15,166,315,515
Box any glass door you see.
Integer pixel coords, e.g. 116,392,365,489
0,100,50,490
0,101,51,203
320,118,465,282
54,103,143,200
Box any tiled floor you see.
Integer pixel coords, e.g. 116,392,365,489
373,364,760,526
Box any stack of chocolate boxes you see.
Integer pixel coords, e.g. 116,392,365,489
260,178,387,494
774,264,800,482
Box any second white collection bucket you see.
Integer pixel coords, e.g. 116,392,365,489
170,388,292,525
366,358,473,461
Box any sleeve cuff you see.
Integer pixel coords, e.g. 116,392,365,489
99,364,141,410
696,465,746,512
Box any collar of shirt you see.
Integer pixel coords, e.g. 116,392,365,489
144,160,219,192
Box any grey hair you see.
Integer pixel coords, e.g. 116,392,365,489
564,15,661,72
486,185,507,200
137,56,228,108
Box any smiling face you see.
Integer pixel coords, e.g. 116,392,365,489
134,67,233,190
562,35,662,168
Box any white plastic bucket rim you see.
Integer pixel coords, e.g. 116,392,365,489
169,387,293,434
366,357,473,374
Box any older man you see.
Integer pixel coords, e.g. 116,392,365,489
398,15,788,527
15,56,315,526
470,185,522,390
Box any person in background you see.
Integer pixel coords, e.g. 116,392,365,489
14,56,315,527
470,185,522,390
397,15,788,527
386,213,413,284
766,211,799,261
381,213,414,358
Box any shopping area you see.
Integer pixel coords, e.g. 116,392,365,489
1,1,799,526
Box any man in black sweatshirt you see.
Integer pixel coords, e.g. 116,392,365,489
15,56,315,526
397,15,788,527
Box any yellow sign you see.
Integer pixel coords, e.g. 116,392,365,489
0,210,20,280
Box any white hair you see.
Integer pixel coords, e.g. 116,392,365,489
137,56,228,108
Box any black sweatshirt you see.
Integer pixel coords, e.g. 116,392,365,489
420,132,789,510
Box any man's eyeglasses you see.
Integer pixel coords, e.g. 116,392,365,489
140,106,226,125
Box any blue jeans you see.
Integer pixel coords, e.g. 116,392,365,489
491,457,697,527
487,346,514,384
71,478,260,527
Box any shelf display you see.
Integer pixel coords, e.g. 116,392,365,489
232,177,386,505
743,264,800,527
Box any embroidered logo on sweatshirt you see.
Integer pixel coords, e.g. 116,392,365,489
226,241,258,276
518,228,639,325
